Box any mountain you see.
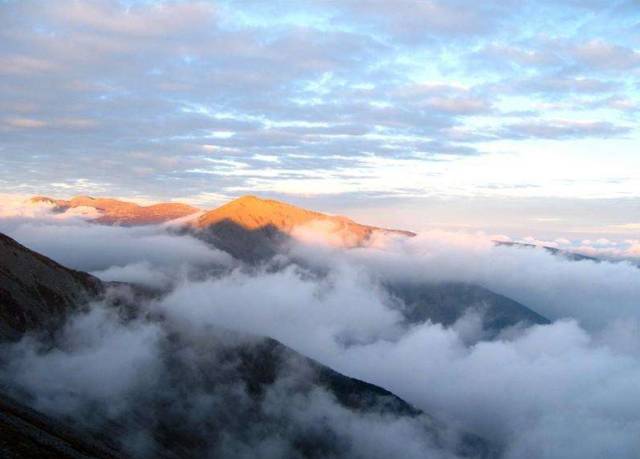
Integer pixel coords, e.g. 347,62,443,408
192,195,414,261
494,240,599,262
494,240,600,262
0,233,493,458
0,393,122,459
31,195,199,226
196,195,414,239
386,281,549,335
25,194,548,331
29,194,413,260
0,232,103,341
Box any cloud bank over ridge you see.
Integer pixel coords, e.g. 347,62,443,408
1,197,640,457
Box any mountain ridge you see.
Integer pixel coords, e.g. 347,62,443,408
31,194,415,238
31,195,200,226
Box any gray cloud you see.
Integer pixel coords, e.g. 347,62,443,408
0,197,233,285
152,233,640,458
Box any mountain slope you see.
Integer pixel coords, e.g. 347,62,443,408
0,232,103,340
193,195,414,261
0,393,122,459
387,281,549,334
0,234,493,458
31,196,199,226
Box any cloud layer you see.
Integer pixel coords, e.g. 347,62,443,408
2,200,640,457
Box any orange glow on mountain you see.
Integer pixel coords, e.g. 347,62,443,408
30,195,199,225
195,195,414,243
31,194,414,246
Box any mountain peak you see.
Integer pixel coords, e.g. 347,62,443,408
195,194,414,243
198,195,332,232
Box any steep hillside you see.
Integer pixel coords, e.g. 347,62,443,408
0,232,103,340
387,281,549,334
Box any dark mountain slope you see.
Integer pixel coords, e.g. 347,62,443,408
0,393,122,459
387,281,549,334
0,232,103,340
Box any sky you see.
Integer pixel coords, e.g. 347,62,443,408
0,0,639,238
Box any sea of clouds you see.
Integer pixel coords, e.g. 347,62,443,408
1,195,639,458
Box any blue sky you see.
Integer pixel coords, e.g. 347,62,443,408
0,0,639,237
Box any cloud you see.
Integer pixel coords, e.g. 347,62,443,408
337,0,514,40
49,1,217,38
0,195,233,285
3,207,640,457
1,305,165,418
3,117,48,128
0,297,460,458
149,231,640,458
342,231,640,330
2,0,637,202
501,119,630,139
570,39,640,71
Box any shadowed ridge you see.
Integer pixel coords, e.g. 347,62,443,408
193,219,291,262
30,195,199,226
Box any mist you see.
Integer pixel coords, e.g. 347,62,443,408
157,252,640,458
1,198,640,458
0,195,233,287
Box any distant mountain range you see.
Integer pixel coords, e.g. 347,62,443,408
33,193,412,235
31,195,199,226
31,194,605,267
494,240,599,262
32,194,415,261
28,194,548,330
